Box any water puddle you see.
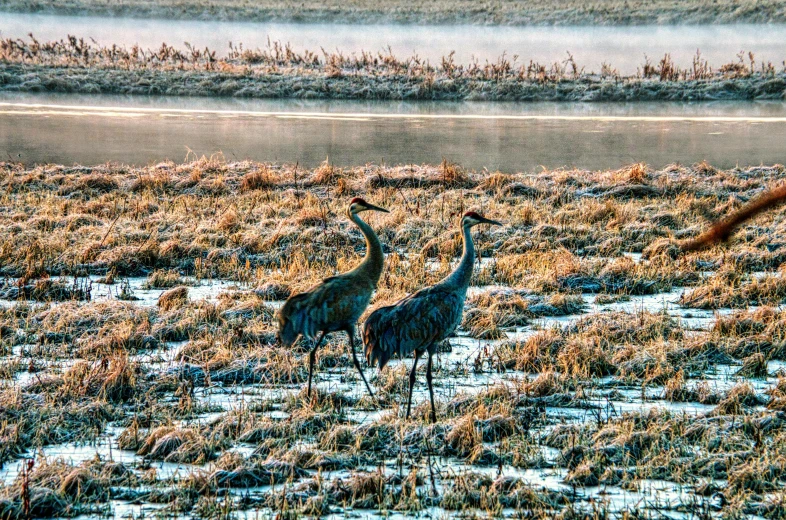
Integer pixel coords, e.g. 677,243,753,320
0,275,240,308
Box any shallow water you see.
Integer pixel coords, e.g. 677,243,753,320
91,276,241,307
2,13,786,75
3,93,786,171
0,431,202,485
0,275,239,308
0,265,782,516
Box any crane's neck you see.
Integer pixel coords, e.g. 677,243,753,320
441,223,475,291
349,211,385,285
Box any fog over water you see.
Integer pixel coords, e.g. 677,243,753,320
2,93,785,171
3,12,786,74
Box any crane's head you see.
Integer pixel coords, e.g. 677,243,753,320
275,301,300,348
462,211,502,228
348,197,389,217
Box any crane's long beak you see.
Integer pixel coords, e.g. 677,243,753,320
479,216,503,226
365,203,390,213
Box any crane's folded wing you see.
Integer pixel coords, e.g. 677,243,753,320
364,287,463,369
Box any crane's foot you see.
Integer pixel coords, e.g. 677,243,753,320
366,394,381,411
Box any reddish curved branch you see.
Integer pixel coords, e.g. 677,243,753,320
679,183,786,253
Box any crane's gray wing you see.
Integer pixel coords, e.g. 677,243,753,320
363,287,464,370
278,275,371,341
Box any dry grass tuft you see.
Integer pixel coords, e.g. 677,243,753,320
240,168,277,191
158,286,189,311
142,269,185,289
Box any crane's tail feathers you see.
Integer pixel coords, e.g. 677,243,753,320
680,182,786,253
363,307,395,370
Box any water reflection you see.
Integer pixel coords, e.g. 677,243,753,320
2,93,785,171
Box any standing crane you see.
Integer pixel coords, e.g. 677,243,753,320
363,211,502,422
276,197,389,400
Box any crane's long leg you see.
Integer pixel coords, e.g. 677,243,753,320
406,350,422,420
426,350,437,423
307,332,326,398
346,327,376,402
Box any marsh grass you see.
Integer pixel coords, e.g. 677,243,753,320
2,35,785,101
158,286,189,311
492,311,684,381
0,455,136,518
681,271,786,309
136,426,229,463
2,158,786,518
141,269,187,289
462,290,584,339
3,159,783,291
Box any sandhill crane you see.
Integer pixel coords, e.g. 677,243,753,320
363,211,502,422
276,197,389,400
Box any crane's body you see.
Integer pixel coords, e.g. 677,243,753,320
363,212,501,422
280,275,376,340
277,198,389,400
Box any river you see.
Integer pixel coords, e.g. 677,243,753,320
2,93,784,171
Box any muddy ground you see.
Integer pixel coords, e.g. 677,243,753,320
1,158,786,518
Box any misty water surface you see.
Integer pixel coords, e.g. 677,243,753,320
2,93,785,171
2,13,786,74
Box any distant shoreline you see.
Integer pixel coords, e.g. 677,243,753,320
2,65,785,103
1,0,785,26
2,35,785,102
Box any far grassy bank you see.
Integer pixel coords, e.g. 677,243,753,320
1,36,785,101
1,0,784,26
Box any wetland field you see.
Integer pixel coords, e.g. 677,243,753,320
2,158,786,518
